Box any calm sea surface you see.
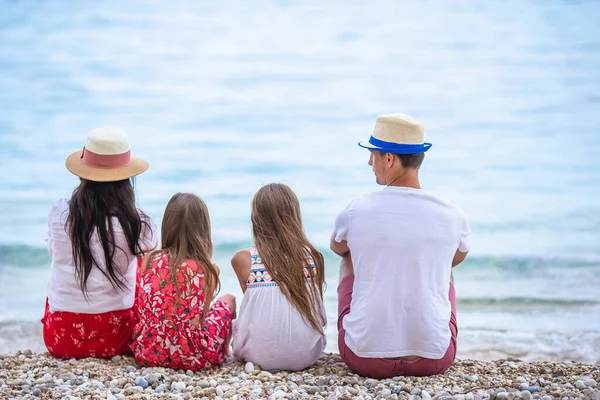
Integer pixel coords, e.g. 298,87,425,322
1,1,599,362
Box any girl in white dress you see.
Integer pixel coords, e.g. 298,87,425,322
231,183,326,371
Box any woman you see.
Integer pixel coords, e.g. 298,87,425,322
42,127,157,359
231,183,326,371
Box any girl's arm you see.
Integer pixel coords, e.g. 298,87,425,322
231,249,251,293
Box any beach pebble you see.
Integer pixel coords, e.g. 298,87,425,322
391,386,403,395
32,388,41,397
521,391,533,400
125,366,136,373
198,379,210,388
272,390,288,398
317,376,328,386
584,379,597,388
304,385,320,394
538,377,546,385
216,386,224,396
210,379,218,387
245,362,255,374
422,390,432,399
110,355,122,362
496,392,509,400
145,373,160,385
134,377,148,389
173,381,186,391
364,378,378,388
123,386,143,396
575,380,586,390
155,385,165,393
106,391,117,400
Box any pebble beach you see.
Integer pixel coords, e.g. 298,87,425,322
1,352,598,400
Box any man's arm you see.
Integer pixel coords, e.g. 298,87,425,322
330,231,350,257
452,249,468,267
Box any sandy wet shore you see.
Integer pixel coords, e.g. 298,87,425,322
0,351,598,399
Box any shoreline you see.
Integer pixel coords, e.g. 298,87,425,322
0,352,598,399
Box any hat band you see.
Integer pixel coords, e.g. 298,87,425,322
369,136,431,154
81,147,131,168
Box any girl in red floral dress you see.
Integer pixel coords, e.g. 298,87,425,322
131,193,236,370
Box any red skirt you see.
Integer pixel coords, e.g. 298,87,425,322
41,299,137,359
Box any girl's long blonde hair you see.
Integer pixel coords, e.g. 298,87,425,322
151,193,219,307
251,183,326,335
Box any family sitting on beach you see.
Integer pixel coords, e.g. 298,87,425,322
42,114,470,378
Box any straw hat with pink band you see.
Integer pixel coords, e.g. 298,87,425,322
65,128,149,182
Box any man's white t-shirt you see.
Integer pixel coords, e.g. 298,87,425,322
334,186,470,359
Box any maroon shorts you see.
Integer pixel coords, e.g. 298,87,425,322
337,275,458,378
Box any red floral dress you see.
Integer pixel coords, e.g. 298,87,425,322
131,251,232,370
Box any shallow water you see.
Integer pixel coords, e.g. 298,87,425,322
1,1,599,362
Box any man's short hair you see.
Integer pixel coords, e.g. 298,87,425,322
396,153,425,169
378,151,425,169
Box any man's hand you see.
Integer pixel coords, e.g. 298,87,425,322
330,231,350,257
452,249,468,267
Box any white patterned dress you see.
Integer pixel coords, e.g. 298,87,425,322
232,246,326,371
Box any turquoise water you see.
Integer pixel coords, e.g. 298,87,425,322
1,1,599,362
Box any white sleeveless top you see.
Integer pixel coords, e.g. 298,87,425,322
232,246,326,371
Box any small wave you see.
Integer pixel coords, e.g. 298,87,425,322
0,242,255,269
458,297,598,307
0,244,50,268
0,321,44,354
2,243,600,272
458,255,600,270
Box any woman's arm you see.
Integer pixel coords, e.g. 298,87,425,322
231,249,251,293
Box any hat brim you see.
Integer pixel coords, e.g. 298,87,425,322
358,140,431,154
65,151,149,182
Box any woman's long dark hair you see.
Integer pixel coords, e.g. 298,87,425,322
67,178,149,296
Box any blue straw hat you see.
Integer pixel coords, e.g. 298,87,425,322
358,113,432,154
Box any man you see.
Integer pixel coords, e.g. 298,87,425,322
331,113,470,378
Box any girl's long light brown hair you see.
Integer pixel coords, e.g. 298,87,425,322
151,193,219,309
251,183,326,335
